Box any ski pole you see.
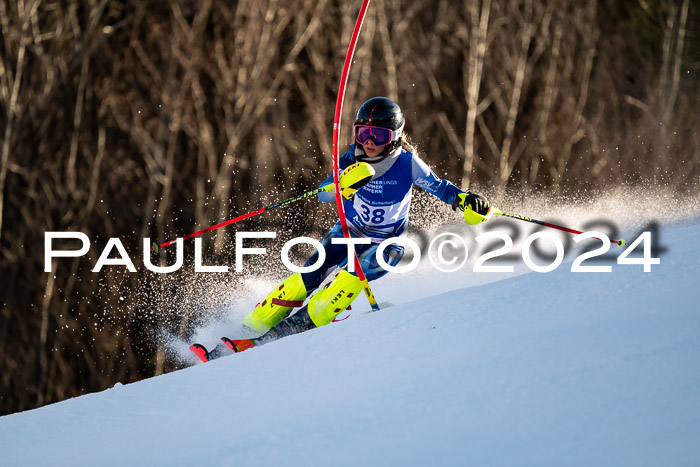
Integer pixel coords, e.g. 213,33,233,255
151,185,334,252
491,208,626,246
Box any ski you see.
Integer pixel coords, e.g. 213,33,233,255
189,302,393,363
189,338,257,363
189,343,213,363
189,342,230,363
221,337,256,353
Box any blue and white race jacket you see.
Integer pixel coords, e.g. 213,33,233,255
319,146,463,242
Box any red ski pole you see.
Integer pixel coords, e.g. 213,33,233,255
151,185,332,252
491,208,626,246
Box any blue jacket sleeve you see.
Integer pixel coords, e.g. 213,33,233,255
411,153,464,206
318,149,356,203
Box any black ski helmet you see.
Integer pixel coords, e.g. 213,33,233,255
354,97,405,159
354,97,405,131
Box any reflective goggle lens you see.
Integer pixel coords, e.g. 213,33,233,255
354,125,393,147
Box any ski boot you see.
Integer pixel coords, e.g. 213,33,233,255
242,273,307,333
307,270,362,327
254,270,363,345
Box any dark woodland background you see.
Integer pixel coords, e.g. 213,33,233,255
1,0,698,415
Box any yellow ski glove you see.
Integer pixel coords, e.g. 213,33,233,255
452,192,492,225
338,162,375,200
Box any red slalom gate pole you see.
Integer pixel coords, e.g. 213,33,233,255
331,0,380,311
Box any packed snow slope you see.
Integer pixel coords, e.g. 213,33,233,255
2,219,700,466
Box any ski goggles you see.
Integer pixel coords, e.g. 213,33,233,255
354,125,395,147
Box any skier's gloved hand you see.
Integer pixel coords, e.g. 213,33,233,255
452,192,491,225
452,191,489,214
339,162,375,200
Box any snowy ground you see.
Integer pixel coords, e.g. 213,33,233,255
1,215,700,466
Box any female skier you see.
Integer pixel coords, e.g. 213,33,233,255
191,97,491,361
